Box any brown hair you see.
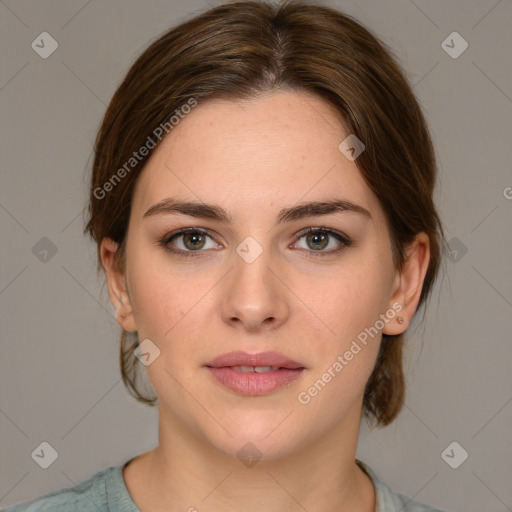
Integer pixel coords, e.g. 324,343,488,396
84,0,444,427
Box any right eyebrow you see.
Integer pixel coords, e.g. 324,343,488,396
143,198,232,222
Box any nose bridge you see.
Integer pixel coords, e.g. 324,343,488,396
220,237,289,330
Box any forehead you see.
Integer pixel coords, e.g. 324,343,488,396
131,90,382,222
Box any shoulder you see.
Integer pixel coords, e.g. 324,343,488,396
1,465,130,512
356,459,448,512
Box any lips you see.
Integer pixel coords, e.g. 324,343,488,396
205,351,305,396
205,351,304,370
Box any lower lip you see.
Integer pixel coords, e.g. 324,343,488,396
206,367,304,396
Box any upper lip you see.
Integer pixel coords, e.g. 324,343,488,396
205,351,304,369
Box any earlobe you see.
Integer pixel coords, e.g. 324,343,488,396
100,237,137,332
382,233,430,336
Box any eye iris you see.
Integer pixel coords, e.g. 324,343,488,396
183,232,205,250
307,232,328,250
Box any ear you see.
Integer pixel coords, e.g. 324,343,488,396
100,237,137,333
383,232,430,335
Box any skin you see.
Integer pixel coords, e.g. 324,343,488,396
101,90,430,512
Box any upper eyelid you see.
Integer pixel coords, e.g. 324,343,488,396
294,226,350,240
165,227,218,245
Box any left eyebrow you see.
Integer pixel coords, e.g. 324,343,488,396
142,197,372,223
276,200,372,223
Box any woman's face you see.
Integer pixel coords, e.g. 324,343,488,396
107,90,406,460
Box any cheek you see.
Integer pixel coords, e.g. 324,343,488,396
305,259,393,340
127,252,203,341
295,252,394,404
294,270,387,422
127,263,211,403
126,256,221,388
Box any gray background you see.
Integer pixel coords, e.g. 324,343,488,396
0,0,511,510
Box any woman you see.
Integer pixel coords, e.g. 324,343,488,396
3,1,447,511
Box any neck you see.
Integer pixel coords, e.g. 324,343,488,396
123,404,375,512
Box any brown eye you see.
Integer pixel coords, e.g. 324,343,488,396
182,232,206,250
293,227,352,256
306,231,329,251
161,228,221,258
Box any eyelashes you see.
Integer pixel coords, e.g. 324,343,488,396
159,226,352,259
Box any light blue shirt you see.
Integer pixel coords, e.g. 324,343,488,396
1,458,447,511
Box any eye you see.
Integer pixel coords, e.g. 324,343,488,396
292,227,351,255
159,226,351,259
161,228,221,256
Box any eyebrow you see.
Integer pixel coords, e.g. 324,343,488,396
143,197,372,224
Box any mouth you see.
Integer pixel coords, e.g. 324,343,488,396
204,351,305,396
229,365,282,373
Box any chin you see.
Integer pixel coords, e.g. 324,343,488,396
201,413,308,464
213,435,300,465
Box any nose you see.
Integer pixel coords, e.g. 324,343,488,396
220,246,290,333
